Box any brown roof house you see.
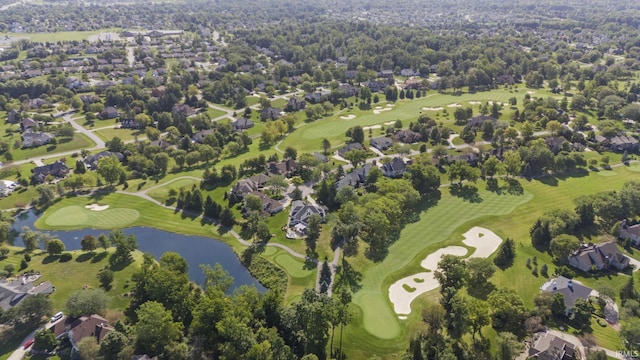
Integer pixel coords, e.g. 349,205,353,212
49,314,114,358
268,158,296,177
568,242,630,273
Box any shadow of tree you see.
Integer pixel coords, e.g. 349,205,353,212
91,251,109,263
75,252,95,262
449,184,483,203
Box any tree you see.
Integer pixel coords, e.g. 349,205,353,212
106,136,125,153
467,257,496,289
77,336,100,360
435,255,468,290
407,163,440,196
482,156,502,178
282,289,332,358
305,214,323,253
350,126,365,144
98,233,109,251
550,234,580,263
2,294,52,328
494,238,516,269
99,331,129,359
620,275,638,304
322,138,331,154
495,332,523,360
97,156,125,185
66,289,109,317
133,301,184,357
571,298,594,330
33,328,58,352
98,269,114,290
266,174,289,198
622,318,640,351
343,149,368,168
551,293,566,317
488,288,527,333
80,235,98,252
46,238,65,255
503,150,522,178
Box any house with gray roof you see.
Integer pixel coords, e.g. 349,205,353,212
528,331,577,360
32,161,70,183
22,131,53,148
540,276,592,315
232,118,254,132
370,136,393,151
338,142,364,157
380,157,408,178
84,151,124,170
0,276,55,311
568,242,629,272
620,219,640,246
336,163,373,190
288,200,326,235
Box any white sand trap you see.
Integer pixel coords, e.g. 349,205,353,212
363,125,382,131
85,204,109,211
422,107,444,111
375,106,383,109
373,107,392,115
527,91,536,95
488,101,504,106
462,227,503,258
447,103,462,108
389,227,503,317
340,114,356,120
468,101,481,105
386,104,394,107
384,121,396,126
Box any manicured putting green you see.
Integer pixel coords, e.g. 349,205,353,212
262,246,277,256
627,164,640,172
360,292,401,339
274,254,312,278
44,205,140,228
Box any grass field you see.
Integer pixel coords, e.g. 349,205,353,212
43,204,140,229
351,185,533,340
2,28,122,43
11,133,95,161
146,178,200,203
274,253,312,278
280,86,562,153
207,107,228,119
95,127,144,143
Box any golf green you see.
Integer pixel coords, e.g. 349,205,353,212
274,253,312,279
44,205,140,228
627,164,640,172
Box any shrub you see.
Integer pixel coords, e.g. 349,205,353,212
24,253,31,262
20,259,28,270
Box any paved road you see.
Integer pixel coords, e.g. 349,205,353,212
7,330,36,360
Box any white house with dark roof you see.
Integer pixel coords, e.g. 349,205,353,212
380,157,409,178
568,242,630,272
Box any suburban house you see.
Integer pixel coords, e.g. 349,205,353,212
22,130,53,148
468,115,497,128
448,153,480,167
84,151,124,170
304,91,330,104
380,157,409,178
336,163,373,190
49,314,114,358
540,276,592,315
286,97,306,111
312,152,328,163
6,109,20,124
337,142,364,157
149,139,174,150
528,331,577,360
594,134,639,152
0,180,19,197
268,158,296,177
99,106,120,119
247,190,283,215
120,118,142,130
568,242,630,272
393,129,422,144
620,219,640,246
232,118,254,132
370,136,393,151
231,174,271,199
172,103,197,117
32,161,70,183
0,276,54,311
260,107,281,121
288,200,326,235
21,117,39,131
192,129,217,143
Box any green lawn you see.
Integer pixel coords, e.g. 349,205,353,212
146,178,200,203
43,204,140,229
3,28,122,42
11,134,95,161
207,107,228,119
94,127,144,143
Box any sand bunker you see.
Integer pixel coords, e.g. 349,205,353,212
447,103,462,108
488,101,504,106
373,108,392,115
384,121,396,126
422,107,444,111
389,227,503,317
340,114,356,120
363,125,382,131
85,203,109,211
469,101,481,105
386,104,394,107
527,91,536,95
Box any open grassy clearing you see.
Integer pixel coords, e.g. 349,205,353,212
2,28,122,43
146,178,200,202
43,204,140,229
207,107,228,119
94,127,144,143
10,133,95,161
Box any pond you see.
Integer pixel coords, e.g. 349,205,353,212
10,210,265,292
